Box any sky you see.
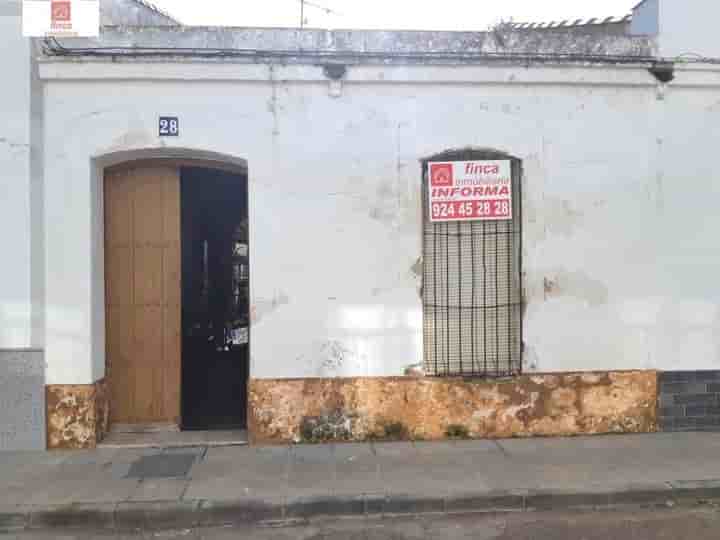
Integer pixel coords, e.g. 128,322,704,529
150,0,639,31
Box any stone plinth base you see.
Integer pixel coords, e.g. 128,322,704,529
248,371,658,444
46,379,109,449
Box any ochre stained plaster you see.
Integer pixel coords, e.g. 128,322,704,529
248,371,658,444
46,379,110,450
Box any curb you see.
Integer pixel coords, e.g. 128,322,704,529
3,482,720,533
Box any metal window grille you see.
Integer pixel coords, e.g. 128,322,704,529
422,151,523,377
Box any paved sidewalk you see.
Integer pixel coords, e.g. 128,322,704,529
4,432,720,533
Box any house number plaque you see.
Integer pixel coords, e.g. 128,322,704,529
159,116,179,137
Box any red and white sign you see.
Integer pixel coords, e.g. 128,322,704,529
51,1,72,29
23,0,99,37
428,160,512,222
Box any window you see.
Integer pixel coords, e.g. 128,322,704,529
422,150,523,377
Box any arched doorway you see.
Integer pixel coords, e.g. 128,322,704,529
103,159,249,432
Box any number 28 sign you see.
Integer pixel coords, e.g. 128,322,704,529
427,160,512,222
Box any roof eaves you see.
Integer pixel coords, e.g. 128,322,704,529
506,14,632,30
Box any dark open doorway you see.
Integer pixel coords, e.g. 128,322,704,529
181,166,249,430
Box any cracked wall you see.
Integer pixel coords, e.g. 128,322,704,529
248,371,658,443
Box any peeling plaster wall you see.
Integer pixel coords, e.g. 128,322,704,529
46,379,109,449
248,371,658,443
36,53,720,383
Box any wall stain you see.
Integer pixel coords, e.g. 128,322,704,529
251,291,290,325
543,269,609,307
655,138,665,213
248,371,658,444
410,257,423,278
106,129,156,153
318,340,352,372
545,199,583,237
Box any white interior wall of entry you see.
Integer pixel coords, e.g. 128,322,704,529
39,62,720,383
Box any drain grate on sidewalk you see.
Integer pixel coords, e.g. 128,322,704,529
126,453,196,479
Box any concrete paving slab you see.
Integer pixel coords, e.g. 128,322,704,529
186,447,290,501
286,445,335,496
334,443,381,495
378,453,494,495
22,473,139,505
414,440,501,455
126,453,196,479
186,467,289,501
0,451,73,467
332,443,374,459
372,442,416,458
291,444,333,464
127,478,188,502
203,445,291,464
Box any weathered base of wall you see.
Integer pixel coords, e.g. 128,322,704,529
248,371,658,444
658,371,720,431
0,349,46,451
46,379,109,449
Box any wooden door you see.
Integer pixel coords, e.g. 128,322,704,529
105,165,181,425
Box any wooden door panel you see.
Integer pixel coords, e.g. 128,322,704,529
133,304,162,419
163,246,182,307
106,304,133,421
162,304,182,420
133,176,165,245
162,171,181,245
105,172,133,246
105,165,181,425
106,246,132,306
134,246,163,306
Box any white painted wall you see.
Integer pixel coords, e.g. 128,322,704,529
36,60,720,383
0,3,32,349
658,0,720,58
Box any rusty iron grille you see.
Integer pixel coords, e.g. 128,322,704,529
422,152,523,378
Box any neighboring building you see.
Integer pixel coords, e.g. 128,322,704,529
2,0,720,450
100,0,179,26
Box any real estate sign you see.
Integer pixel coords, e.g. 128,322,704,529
427,160,512,222
23,0,99,37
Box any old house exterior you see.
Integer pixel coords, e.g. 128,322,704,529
3,0,720,450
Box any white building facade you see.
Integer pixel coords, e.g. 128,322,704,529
2,0,720,449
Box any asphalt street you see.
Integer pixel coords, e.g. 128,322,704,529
5,506,720,539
